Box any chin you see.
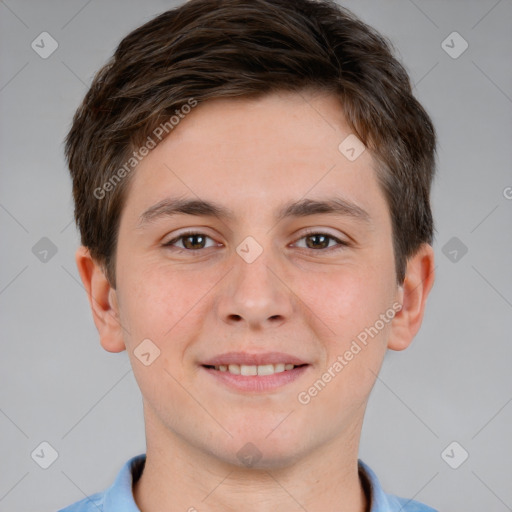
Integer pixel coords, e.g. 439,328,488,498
210,430,306,470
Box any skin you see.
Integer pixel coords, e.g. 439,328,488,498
76,90,435,512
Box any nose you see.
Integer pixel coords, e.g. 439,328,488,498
216,247,294,329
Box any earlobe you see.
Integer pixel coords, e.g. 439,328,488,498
387,244,435,351
75,246,126,353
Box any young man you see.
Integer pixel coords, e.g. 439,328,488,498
59,0,438,510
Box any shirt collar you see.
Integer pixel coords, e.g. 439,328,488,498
358,458,399,511
102,453,145,511
101,453,413,512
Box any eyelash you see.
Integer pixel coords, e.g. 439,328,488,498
162,229,350,254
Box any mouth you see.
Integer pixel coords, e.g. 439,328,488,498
202,362,307,376
200,352,311,393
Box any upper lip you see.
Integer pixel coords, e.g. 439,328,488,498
201,351,309,366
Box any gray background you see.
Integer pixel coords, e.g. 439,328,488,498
1,0,511,511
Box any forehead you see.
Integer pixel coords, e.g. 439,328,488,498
121,90,389,228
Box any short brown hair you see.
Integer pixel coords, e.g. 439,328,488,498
65,0,436,287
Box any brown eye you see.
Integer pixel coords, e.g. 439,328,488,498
294,231,349,252
164,231,216,251
181,234,207,250
305,233,331,249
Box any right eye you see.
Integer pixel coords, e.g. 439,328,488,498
162,231,220,252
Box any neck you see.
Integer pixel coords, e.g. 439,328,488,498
133,408,369,512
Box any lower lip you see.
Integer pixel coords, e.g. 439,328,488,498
201,365,310,392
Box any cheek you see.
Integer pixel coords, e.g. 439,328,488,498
296,271,393,418
295,260,395,403
117,258,222,346
299,261,393,339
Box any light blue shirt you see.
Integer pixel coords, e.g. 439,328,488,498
57,453,438,511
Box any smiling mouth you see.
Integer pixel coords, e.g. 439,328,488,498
202,363,308,376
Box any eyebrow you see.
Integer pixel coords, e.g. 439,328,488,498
137,195,372,228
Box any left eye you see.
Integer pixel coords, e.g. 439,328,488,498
163,231,348,252
293,232,348,251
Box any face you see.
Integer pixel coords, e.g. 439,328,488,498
103,91,407,468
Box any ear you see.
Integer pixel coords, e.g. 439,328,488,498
75,246,126,353
387,243,435,351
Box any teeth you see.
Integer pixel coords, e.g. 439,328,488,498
256,364,275,376
213,363,299,375
228,364,240,374
241,364,257,376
